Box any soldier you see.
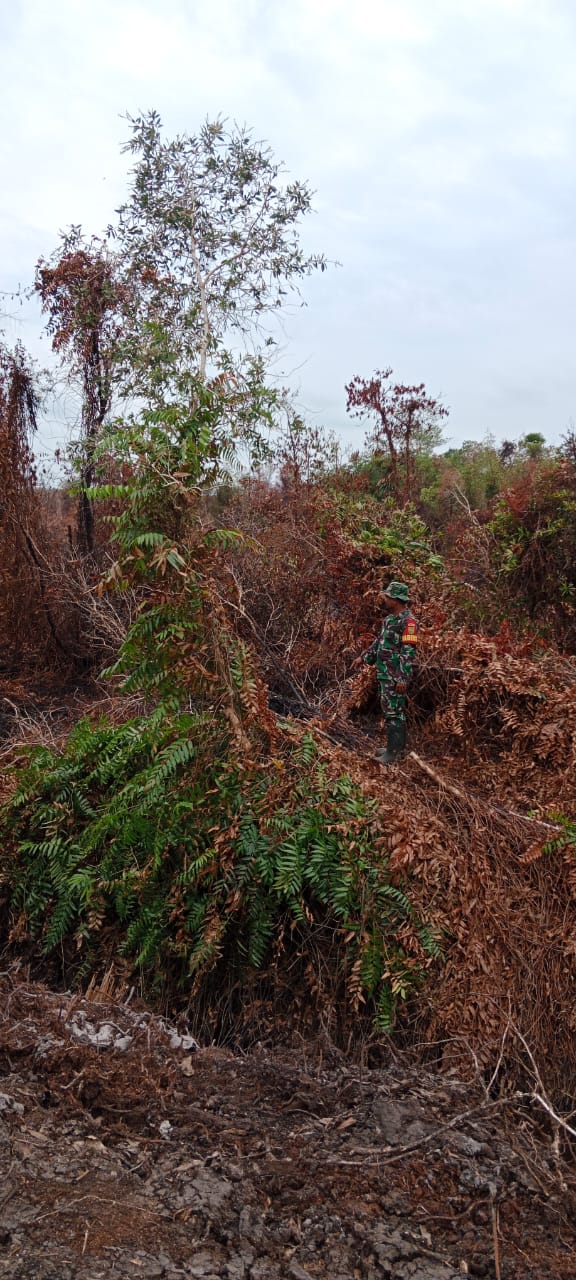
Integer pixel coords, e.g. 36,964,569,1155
362,581,418,764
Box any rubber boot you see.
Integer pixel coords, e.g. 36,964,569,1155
374,722,406,765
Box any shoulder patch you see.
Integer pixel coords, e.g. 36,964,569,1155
401,619,419,644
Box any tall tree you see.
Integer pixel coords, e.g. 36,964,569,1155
35,235,124,553
0,341,53,660
345,368,448,504
114,112,326,401
36,115,327,536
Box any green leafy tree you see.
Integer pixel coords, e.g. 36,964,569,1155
114,111,327,402
36,113,327,541
519,431,547,460
442,438,504,511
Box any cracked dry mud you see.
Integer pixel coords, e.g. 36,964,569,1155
1,980,575,1279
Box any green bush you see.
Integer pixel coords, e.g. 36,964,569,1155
1,718,439,1029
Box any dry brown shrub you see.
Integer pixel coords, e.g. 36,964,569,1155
304,724,576,1099
302,608,576,1099
0,329,139,683
223,479,438,710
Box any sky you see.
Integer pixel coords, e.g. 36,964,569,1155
1,0,576,464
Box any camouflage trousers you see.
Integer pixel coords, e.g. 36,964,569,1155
377,676,407,729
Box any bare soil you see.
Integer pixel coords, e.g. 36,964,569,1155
0,976,575,1279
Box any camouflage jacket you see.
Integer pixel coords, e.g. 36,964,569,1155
364,609,419,683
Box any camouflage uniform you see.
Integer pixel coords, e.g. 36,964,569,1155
363,582,418,762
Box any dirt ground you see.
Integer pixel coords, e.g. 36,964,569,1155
0,976,575,1280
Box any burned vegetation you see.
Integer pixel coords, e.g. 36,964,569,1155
1,110,576,1279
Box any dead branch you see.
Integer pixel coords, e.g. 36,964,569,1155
408,751,563,834
509,1022,576,1143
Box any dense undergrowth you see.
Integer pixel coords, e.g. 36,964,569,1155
0,371,446,1039
3,420,576,1097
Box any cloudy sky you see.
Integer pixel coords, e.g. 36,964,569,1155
1,0,576,461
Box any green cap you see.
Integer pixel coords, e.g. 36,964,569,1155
383,580,410,602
